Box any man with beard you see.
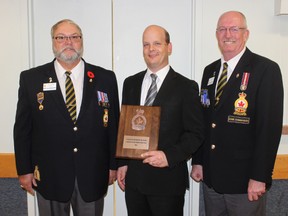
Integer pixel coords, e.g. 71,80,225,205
14,19,120,216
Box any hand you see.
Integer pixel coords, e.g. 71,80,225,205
117,166,128,191
141,151,168,168
247,179,266,201
190,165,203,182
108,170,117,185
19,173,37,196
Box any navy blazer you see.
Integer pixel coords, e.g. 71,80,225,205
193,48,283,194
120,67,204,195
14,59,120,202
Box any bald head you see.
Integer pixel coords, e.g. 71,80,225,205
217,11,247,29
216,11,249,61
143,25,170,44
142,25,172,72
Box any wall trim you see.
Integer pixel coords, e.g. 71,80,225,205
1,125,287,178
0,153,17,178
272,154,288,179
1,154,287,179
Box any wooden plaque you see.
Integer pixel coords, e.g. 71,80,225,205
116,105,161,159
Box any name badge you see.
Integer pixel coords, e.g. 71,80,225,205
207,77,215,86
43,83,57,91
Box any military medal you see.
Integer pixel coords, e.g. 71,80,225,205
37,92,44,110
103,109,108,127
233,92,248,116
34,165,41,181
240,72,250,91
200,89,210,107
97,91,110,107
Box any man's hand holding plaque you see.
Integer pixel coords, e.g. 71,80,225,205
141,150,168,167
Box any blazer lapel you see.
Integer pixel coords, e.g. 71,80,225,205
77,64,95,122
153,68,177,106
209,62,221,107
124,71,145,105
134,73,145,105
44,61,73,122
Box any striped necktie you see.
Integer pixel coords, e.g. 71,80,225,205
144,74,158,106
215,62,228,106
65,71,77,124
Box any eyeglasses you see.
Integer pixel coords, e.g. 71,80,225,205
216,26,246,34
53,35,82,43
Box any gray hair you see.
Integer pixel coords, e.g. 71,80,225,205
51,19,82,38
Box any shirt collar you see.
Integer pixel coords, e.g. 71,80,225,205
145,64,170,82
54,59,84,79
221,47,246,71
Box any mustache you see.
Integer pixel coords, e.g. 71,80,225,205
60,46,76,52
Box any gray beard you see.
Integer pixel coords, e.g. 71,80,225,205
53,47,83,63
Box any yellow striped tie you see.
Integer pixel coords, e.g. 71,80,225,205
65,71,77,124
215,62,228,106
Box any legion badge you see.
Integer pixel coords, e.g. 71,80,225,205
233,92,248,116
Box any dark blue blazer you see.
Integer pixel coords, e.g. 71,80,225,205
14,59,120,202
193,48,283,194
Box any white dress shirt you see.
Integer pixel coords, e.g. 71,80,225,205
54,59,84,118
140,65,170,106
215,47,246,95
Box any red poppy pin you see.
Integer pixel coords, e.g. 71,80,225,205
87,71,94,82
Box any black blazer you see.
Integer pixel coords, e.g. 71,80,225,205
14,59,120,202
120,67,204,195
193,48,283,194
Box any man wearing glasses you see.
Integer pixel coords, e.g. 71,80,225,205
14,19,119,216
191,11,283,215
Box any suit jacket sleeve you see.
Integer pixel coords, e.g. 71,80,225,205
163,79,204,168
251,60,283,182
14,71,33,175
108,72,120,170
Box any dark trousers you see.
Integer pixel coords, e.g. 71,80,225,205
125,185,184,216
37,180,104,216
203,183,266,216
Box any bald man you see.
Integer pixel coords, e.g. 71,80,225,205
117,25,204,216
